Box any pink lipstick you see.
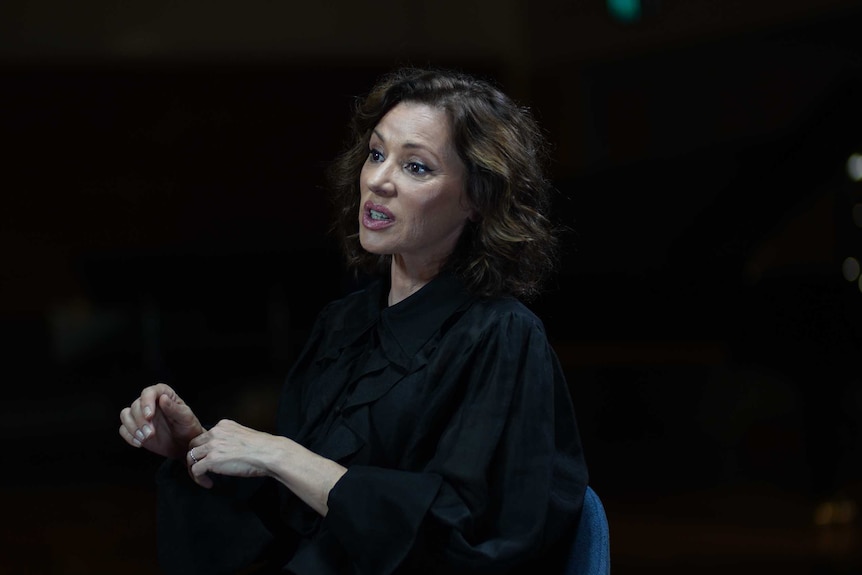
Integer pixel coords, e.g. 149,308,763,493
362,201,395,230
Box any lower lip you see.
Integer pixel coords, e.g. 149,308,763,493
362,212,394,230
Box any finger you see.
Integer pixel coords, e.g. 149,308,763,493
118,422,141,448
191,464,213,489
193,471,214,489
159,391,194,421
187,446,203,467
119,406,146,446
159,393,183,418
123,400,155,443
188,432,208,450
159,393,201,433
120,395,154,446
141,383,176,421
126,398,144,426
187,449,214,489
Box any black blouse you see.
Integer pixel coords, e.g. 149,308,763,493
155,272,588,575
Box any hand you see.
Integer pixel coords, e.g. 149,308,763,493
118,383,205,460
184,419,279,489
186,419,348,516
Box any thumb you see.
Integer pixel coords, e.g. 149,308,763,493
159,393,189,421
158,392,202,433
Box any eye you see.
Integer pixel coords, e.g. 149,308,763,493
405,161,430,175
368,148,384,163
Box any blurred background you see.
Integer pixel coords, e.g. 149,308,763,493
2,0,862,573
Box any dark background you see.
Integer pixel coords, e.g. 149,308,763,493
2,1,862,573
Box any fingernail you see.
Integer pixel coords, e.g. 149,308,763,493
132,438,142,447
135,429,145,441
143,406,152,418
142,425,153,438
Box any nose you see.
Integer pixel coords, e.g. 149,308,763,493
365,159,396,198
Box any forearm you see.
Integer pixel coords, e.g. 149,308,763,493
267,437,348,517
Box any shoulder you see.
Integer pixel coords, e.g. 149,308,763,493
469,295,545,328
318,279,383,322
456,295,549,341
305,279,384,348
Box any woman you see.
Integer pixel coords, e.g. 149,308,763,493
119,66,588,574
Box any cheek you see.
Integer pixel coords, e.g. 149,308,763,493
423,197,470,231
447,191,474,221
358,164,369,188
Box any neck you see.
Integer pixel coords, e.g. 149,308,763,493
388,255,440,306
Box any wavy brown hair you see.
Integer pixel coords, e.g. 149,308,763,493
326,66,561,300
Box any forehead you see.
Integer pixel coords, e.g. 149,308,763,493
374,102,453,147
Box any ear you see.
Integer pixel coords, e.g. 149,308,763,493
464,199,479,222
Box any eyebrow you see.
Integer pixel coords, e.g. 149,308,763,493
372,129,440,159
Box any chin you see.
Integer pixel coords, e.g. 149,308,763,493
359,238,389,256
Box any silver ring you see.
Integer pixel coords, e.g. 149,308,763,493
189,448,199,464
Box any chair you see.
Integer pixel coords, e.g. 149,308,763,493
564,486,610,575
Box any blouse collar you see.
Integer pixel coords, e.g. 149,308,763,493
328,271,475,370
378,271,474,361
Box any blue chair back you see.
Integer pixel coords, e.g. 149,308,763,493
564,486,610,574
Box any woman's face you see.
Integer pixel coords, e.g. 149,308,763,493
358,102,473,274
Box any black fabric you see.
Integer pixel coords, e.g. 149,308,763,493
156,271,588,574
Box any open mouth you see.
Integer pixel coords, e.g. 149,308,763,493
369,209,390,221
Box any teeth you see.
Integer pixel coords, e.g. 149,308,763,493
370,209,390,221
